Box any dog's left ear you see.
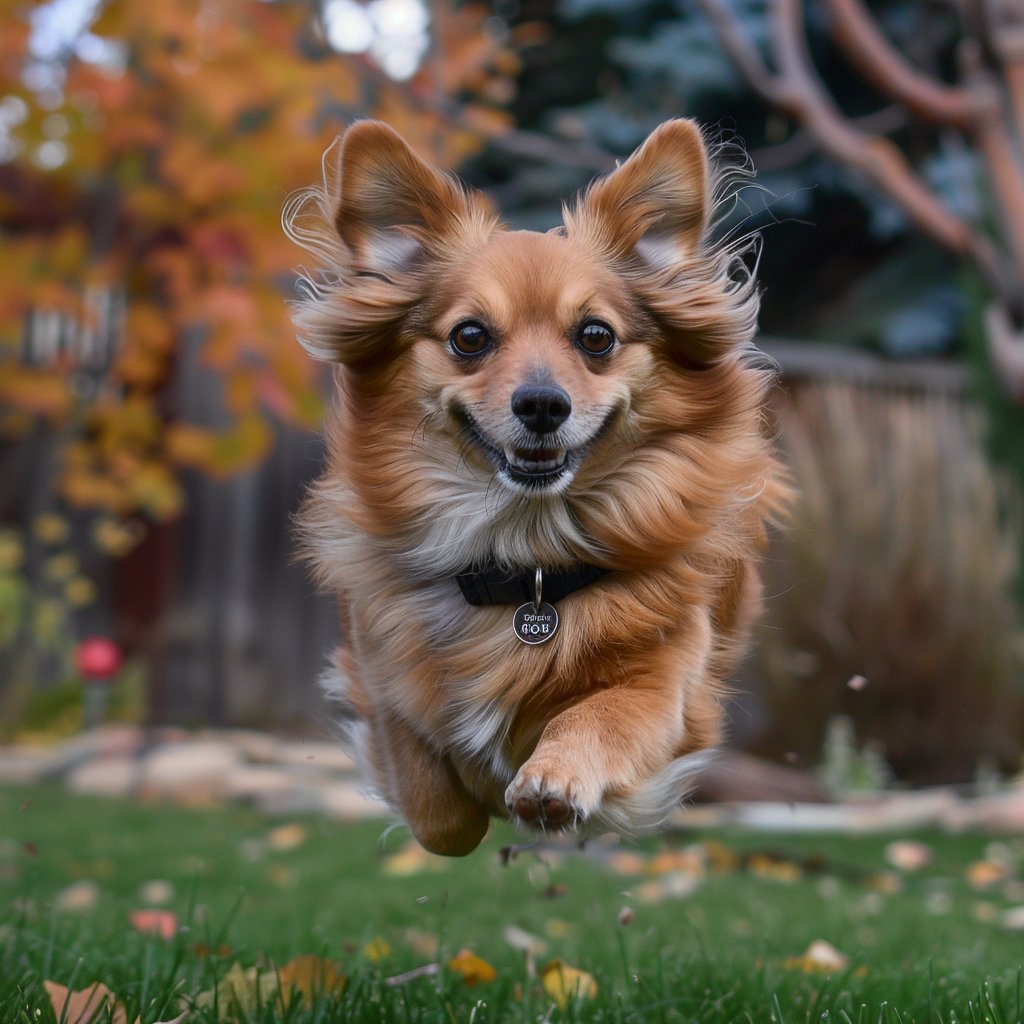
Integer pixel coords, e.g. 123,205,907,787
568,119,709,268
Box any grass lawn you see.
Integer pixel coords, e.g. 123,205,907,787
2,784,1023,1022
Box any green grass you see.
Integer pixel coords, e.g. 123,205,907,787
2,784,1023,1022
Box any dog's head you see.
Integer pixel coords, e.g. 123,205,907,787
290,120,770,565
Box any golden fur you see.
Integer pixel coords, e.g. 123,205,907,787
287,119,786,855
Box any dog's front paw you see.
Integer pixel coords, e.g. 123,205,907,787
504,760,599,831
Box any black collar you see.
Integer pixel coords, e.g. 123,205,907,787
455,563,611,607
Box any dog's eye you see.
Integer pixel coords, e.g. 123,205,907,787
576,321,616,357
449,322,492,357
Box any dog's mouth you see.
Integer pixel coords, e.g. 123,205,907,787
502,444,570,483
453,409,578,490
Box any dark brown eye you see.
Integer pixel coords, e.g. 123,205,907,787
449,321,492,357
576,320,616,356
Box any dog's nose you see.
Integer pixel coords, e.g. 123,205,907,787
511,385,572,434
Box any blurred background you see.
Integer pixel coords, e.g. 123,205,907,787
2,0,1023,791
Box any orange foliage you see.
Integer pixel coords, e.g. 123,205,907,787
1,0,515,520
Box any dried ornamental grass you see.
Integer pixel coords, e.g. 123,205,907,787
756,382,1024,782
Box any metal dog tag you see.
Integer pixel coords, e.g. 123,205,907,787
513,601,559,645
513,567,559,645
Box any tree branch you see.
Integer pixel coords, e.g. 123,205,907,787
825,0,977,127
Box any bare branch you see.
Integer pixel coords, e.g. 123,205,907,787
692,0,801,108
825,0,977,127
769,0,977,255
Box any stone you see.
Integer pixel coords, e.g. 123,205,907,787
223,765,295,801
274,740,356,773
215,730,283,764
319,782,388,819
141,740,242,794
942,788,1024,833
67,757,139,797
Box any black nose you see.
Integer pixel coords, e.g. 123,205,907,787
511,385,572,434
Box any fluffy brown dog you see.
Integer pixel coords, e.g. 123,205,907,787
287,118,785,855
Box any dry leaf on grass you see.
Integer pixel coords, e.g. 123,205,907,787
448,949,497,987
54,880,100,913
197,962,277,1014
381,840,447,876
276,954,346,1007
43,980,187,1024
197,955,344,1013
539,959,597,1008
266,823,307,852
44,982,127,1024
783,939,849,974
884,840,932,872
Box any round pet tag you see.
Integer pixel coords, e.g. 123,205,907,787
512,601,559,645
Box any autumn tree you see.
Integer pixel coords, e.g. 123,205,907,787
0,0,516,701
0,0,515,524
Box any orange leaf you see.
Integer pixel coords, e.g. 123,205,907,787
43,981,128,1024
448,949,497,987
276,954,346,1007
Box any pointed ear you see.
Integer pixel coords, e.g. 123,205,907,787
568,119,710,268
334,120,487,273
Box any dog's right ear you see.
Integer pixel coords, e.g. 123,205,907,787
333,121,488,275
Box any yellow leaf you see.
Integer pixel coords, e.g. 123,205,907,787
197,961,278,1014
266,823,307,852
448,949,496,987
539,959,597,1008
362,937,391,963
43,980,128,1024
276,954,346,1008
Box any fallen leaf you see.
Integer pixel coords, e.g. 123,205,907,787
130,909,178,940
539,959,598,1008
267,823,307,852
635,873,701,904
404,928,440,956
138,879,175,905
44,981,127,1024
967,861,1009,888
276,954,345,1007
606,851,646,876
362,937,391,963
448,949,497,987
382,840,446,876
197,962,277,1014
55,880,100,913
884,840,932,872
783,939,849,974
748,853,802,881
617,906,635,927
646,848,704,876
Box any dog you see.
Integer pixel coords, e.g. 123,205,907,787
286,118,785,855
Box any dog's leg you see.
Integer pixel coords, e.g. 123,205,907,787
505,615,711,831
374,709,490,856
